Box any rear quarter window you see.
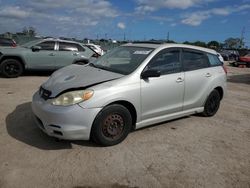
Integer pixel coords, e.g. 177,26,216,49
207,54,223,66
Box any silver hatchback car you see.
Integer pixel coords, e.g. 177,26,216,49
32,43,227,146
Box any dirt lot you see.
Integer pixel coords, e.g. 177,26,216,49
0,64,249,188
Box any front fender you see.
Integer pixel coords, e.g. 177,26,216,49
78,81,141,121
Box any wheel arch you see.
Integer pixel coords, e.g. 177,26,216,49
0,56,26,70
104,100,137,130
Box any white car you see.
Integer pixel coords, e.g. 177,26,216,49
32,43,227,146
85,43,105,56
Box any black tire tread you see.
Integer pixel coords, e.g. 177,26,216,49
202,89,221,117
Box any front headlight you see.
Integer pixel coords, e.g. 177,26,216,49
51,90,94,106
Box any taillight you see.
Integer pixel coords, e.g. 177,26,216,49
222,64,227,74
12,43,17,47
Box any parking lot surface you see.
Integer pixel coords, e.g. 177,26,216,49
0,64,250,188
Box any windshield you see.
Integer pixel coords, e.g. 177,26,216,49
91,46,153,75
21,39,42,48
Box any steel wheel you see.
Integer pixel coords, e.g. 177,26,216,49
91,104,132,146
102,114,125,141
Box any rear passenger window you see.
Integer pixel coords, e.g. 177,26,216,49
59,42,85,52
207,54,222,66
183,50,209,71
147,49,181,75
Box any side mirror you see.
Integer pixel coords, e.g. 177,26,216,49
31,46,41,52
141,69,161,79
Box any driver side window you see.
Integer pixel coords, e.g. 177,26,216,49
147,48,181,75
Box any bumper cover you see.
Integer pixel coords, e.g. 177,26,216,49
32,91,101,140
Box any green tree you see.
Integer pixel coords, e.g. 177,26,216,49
166,40,176,43
193,41,207,47
22,27,28,34
28,27,36,37
183,41,192,45
224,38,242,49
22,26,36,36
207,41,220,49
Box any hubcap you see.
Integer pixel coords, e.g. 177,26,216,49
102,114,124,140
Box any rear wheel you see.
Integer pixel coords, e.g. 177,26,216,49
91,104,132,146
0,59,23,78
202,90,221,117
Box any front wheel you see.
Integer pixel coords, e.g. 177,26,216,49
91,104,132,146
0,59,24,78
202,90,221,117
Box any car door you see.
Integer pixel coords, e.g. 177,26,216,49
53,42,80,68
182,48,212,110
25,41,56,69
54,42,94,68
140,48,184,121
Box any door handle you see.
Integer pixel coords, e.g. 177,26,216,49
205,73,212,77
49,53,55,56
176,77,184,83
73,52,79,56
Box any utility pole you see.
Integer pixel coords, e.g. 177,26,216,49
167,31,169,42
123,33,126,41
240,27,245,48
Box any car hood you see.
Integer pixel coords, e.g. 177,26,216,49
0,46,27,53
42,64,124,97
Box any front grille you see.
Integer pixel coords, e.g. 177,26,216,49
39,87,52,100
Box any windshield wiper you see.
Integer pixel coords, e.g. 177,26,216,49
89,63,107,70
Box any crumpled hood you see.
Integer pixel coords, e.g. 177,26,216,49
42,64,123,97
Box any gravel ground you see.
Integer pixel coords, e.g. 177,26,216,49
0,64,249,188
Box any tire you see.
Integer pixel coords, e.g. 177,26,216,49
91,104,132,146
0,59,24,78
202,90,221,117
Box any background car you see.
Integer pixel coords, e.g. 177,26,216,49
237,53,250,67
0,37,16,47
219,49,239,61
85,43,105,56
0,39,95,78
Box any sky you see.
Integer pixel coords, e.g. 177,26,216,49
0,0,250,44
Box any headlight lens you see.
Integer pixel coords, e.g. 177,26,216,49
51,90,94,106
